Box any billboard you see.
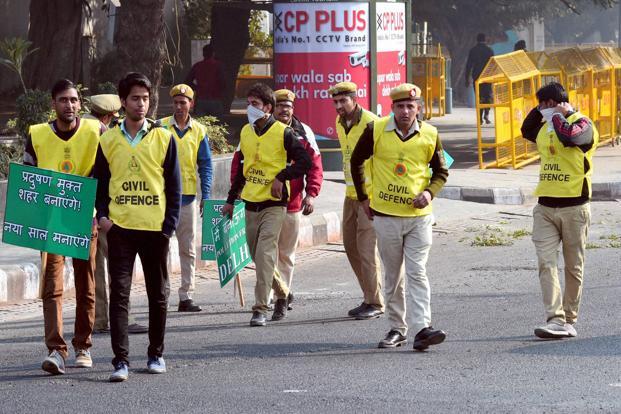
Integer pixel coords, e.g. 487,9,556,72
375,2,406,116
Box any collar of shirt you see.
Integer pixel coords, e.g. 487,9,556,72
170,115,193,132
254,115,276,135
120,119,149,147
339,105,363,129
385,116,419,139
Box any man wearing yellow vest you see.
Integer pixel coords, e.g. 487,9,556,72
351,83,449,351
223,83,311,327
521,82,598,339
329,82,384,320
94,72,181,382
24,79,101,374
159,84,213,313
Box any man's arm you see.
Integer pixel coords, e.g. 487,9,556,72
551,113,594,149
465,49,473,85
301,128,323,198
521,107,544,142
426,134,449,198
226,149,246,205
197,134,213,200
162,136,182,237
93,144,111,220
23,133,37,166
350,122,375,201
185,63,197,88
275,128,311,182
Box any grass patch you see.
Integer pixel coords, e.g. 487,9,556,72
586,242,601,249
511,229,531,239
471,232,513,247
599,234,620,241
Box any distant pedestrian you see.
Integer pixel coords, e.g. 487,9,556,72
521,82,598,339
465,33,494,125
351,83,449,351
514,40,527,51
186,44,226,117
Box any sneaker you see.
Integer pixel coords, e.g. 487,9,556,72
178,299,202,312
271,298,288,321
109,362,129,382
413,326,446,351
287,292,294,311
42,350,65,375
127,323,149,334
147,356,166,374
534,322,571,339
74,349,92,368
347,302,367,317
564,323,577,337
250,311,267,327
378,330,407,348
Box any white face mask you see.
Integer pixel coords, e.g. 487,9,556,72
247,105,266,125
539,107,557,131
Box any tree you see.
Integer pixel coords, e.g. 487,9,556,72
0,37,38,93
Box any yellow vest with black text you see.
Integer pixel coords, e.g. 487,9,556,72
30,118,100,177
99,124,171,231
159,116,206,195
535,112,598,198
370,116,436,217
336,109,378,199
239,121,288,202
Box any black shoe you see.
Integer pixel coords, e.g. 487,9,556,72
250,311,267,327
271,298,288,321
413,326,446,351
355,304,383,320
378,330,408,348
127,323,149,334
178,299,202,312
348,302,367,317
93,326,110,334
287,292,294,310
484,117,491,125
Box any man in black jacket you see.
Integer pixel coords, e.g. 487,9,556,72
465,33,494,125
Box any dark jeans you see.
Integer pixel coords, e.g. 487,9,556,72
107,225,170,366
476,83,492,122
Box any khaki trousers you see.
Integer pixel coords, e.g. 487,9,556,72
272,211,301,299
373,215,433,336
245,206,289,314
342,197,383,310
532,203,590,325
176,201,197,301
43,228,97,359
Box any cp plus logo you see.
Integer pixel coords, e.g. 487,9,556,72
376,11,405,31
275,9,367,32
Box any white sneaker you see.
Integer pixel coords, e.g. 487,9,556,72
75,349,92,368
42,350,66,375
534,322,571,339
564,323,577,337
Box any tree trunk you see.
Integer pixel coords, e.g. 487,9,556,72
210,3,251,113
25,0,84,90
112,0,166,117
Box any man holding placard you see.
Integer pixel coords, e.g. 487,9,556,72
223,83,310,327
23,79,101,375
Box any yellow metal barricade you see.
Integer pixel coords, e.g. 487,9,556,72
411,45,446,120
475,50,541,169
601,46,621,145
548,48,593,118
526,51,563,88
579,47,615,145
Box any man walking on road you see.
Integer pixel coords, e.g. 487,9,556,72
94,72,181,382
223,83,310,326
521,82,598,339
465,33,494,125
160,84,213,313
351,83,449,351
330,81,384,320
24,79,100,374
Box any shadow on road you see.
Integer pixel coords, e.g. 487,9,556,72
509,334,621,357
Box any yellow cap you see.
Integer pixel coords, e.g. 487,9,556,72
89,94,121,117
329,82,357,97
275,89,296,103
169,84,194,100
390,83,422,102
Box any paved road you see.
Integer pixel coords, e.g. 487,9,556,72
0,200,620,413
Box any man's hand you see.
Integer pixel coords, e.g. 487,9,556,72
98,217,114,233
412,190,432,209
302,195,315,216
221,202,234,219
271,178,284,199
199,201,204,218
557,102,572,116
361,198,374,221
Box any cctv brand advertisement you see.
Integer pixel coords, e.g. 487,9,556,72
274,2,370,139
375,2,406,116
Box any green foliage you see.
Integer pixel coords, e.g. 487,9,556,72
97,82,118,94
15,90,54,139
0,37,38,93
194,115,233,154
511,229,531,239
471,232,513,247
183,0,212,40
0,142,24,179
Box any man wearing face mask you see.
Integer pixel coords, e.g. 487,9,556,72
350,83,449,351
521,82,598,340
330,82,384,320
223,83,311,327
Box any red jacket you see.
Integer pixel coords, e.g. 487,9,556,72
230,116,323,212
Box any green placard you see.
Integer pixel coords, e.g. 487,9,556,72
201,200,227,260
212,202,251,288
2,163,97,260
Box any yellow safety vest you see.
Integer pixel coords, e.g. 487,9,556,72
99,124,171,231
30,118,100,176
239,121,288,203
159,116,206,195
370,117,436,217
336,108,378,199
534,111,598,198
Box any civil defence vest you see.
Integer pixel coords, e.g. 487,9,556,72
239,121,288,203
30,118,100,176
99,123,171,231
159,116,206,195
534,111,598,198
336,109,378,199
370,116,437,217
